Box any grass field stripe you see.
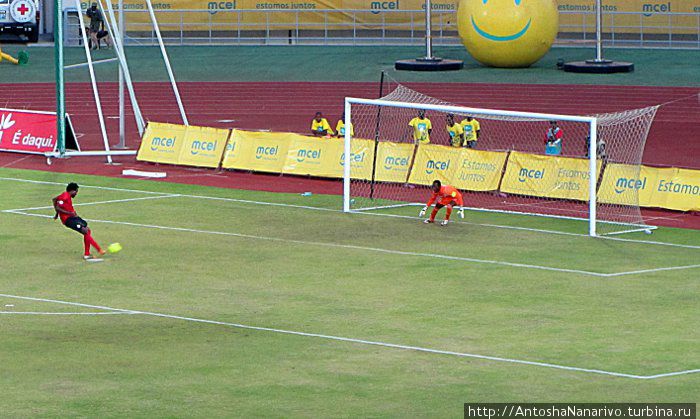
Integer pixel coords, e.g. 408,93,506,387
0,176,337,213
602,264,700,277
5,211,609,277
0,311,135,315
1,194,181,212
1,293,696,380
3,175,699,250
0,177,170,196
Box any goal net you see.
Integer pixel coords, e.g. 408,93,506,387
342,83,659,236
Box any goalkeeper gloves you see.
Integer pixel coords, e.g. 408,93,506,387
458,208,465,219
419,206,427,217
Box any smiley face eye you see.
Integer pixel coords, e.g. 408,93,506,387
514,0,521,4
482,0,488,3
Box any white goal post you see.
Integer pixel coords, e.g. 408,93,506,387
343,96,657,237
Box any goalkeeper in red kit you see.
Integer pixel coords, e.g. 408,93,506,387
52,182,105,260
419,180,465,226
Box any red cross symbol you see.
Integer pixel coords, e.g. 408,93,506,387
16,3,30,15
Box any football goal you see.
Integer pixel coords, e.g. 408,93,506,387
342,84,658,237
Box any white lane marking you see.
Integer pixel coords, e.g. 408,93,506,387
1,293,696,380
0,311,135,315
1,194,180,212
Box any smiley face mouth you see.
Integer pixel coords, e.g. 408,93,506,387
470,15,531,41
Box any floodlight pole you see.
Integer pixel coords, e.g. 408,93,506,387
595,0,603,62
424,0,432,59
393,0,462,71
54,0,65,154
115,0,127,149
561,0,634,73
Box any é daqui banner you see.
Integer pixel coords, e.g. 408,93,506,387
0,108,79,155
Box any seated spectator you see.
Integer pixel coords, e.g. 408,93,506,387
335,113,354,138
311,112,333,137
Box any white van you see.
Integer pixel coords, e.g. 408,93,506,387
0,0,40,42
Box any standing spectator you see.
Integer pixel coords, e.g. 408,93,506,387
408,110,432,144
311,112,333,137
335,112,354,138
86,3,104,50
585,135,607,161
446,114,464,147
545,120,563,155
460,115,480,148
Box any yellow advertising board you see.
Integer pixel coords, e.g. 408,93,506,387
558,0,699,35
501,151,599,201
221,129,292,173
81,0,458,30
407,144,462,186
284,134,340,177
177,125,230,168
373,141,415,183
599,163,700,211
453,149,508,191
137,122,187,165
340,139,376,181
79,0,697,34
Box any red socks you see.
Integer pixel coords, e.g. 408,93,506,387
83,229,102,255
83,234,91,256
445,206,453,221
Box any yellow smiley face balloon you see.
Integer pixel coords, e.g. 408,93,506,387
457,0,558,68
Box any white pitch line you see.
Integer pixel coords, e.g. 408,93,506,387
0,293,696,381
0,311,135,315
0,177,169,196
5,210,609,277
642,369,700,379
1,194,180,213
2,175,699,250
603,264,700,277
7,210,700,277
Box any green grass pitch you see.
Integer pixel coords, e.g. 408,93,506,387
0,167,698,417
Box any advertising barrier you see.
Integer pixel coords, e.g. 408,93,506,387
501,151,600,201
138,125,700,212
222,129,376,179
407,144,507,191
373,142,415,183
137,122,188,165
0,108,79,155
599,163,700,211
177,125,230,168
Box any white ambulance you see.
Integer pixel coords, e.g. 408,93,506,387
0,0,40,42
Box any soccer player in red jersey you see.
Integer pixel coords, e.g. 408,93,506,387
419,180,465,226
52,182,105,260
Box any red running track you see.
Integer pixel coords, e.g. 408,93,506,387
0,82,698,229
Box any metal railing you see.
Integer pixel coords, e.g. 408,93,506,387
63,8,700,48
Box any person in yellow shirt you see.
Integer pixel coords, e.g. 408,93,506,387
335,112,354,138
311,112,333,137
446,114,464,147
408,110,432,144
460,115,481,148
